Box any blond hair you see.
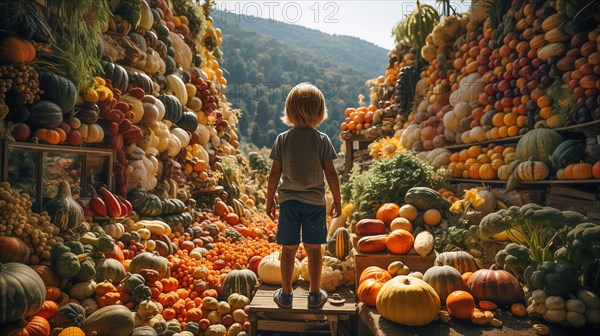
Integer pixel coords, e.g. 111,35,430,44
282,83,327,128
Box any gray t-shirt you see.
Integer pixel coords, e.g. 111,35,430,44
269,128,338,206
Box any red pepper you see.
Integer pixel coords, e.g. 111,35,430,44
108,134,124,152
101,187,122,218
119,119,133,133
118,196,133,214
89,186,107,217
127,87,145,100
77,199,96,217
102,109,124,123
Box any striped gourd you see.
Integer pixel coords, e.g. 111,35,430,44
516,159,549,181
222,269,258,299
326,227,351,260
434,251,478,274
550,140,585,170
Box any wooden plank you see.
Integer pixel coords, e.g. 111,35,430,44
358,302,596,336
547,185,597,201
249,281,356,315
545,195,598,206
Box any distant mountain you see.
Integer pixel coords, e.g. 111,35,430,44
213,10,389,149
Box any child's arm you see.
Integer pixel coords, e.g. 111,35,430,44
266,160,282,219
324,160,342,218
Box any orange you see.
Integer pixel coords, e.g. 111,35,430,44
492,112,506,127
467,145,482,158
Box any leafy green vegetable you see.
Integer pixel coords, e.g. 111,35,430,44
480,204,567,262
342,153,442,223
495,243,536,283
562,223,600,292
525,261,579,296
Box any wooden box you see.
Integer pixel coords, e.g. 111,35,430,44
354,248,436,286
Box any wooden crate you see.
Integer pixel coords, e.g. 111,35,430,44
354,248,436,286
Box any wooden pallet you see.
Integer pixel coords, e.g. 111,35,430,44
248,281,357,336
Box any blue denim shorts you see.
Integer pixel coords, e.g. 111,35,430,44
277,200,327,245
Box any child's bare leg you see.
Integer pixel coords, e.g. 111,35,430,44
304,243,322,293
281,244,299,294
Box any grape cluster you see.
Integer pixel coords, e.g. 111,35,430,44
0,63,41,104
194,78,219,113
0,183,61,263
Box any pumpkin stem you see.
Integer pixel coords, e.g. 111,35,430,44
403,278,411,285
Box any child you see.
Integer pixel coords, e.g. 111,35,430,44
266,82,342,309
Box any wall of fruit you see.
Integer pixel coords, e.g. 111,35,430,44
0,0,342,335
338,0,600,332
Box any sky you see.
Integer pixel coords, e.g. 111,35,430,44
214,1,473,50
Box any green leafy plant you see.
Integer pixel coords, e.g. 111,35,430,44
342,152,443,224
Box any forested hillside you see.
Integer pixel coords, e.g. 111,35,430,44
213,11,389,149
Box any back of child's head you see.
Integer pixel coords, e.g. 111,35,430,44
282,82,327,128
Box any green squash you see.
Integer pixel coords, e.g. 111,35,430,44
101,61,129,92
56,252,82,278
422,266,467,305
550,139,585,170
73,257,96,282
95,258,126,283
0,262,46,324
183,321,199,335
157,94,183,123
515,128,563,165
39,72,77,113
404,187,451,212
44,181,84,232
82,304,135,336
177,112,198,132
51,303,87,328
222,269,258,300
132,326,159,336
26,100,63,129
326,227,351,261
121,273,146,293
129,72,155,96
434,251,478,274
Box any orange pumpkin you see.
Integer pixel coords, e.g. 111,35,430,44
36,301,59,319
423,209,442,226
570,162,593,179
376,203,400,225
461,272,473,284
0,35,36,63
357,278,386,307
446,290,475,319
478,163,497,180
593,161,600,179
45,286,62,301
0,316,50,336
35,128,61,145
386,229,414,255
359,266,392,284
30,265,60,287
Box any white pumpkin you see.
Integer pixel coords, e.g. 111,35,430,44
102,222,125,239
166,74,188,106
171,127,190,148
196,124,210,145
453,101,472,118
449,90,462,107
443,111,460,132
257,252,300,285
461,130,472,144
470,126,487,142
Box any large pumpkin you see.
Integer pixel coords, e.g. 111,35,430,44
0,35,36,63
222,269,258,299
0,315,50,336
0,237,30,263
385,229,414,254
422,266,467,305
435,251,479,274
95,258,126,283
43,181,84,231
128,252,169,279
376,276,441,326
26,100,63,129
39,72,78,113
359,266,392,284
0,262,47,324
257,252,300,285
515,128,563,165
326,227,351,260
466,269,523,307
82,305,135,336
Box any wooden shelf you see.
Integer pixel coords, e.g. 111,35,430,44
444,119,600,151
450,178,600,184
